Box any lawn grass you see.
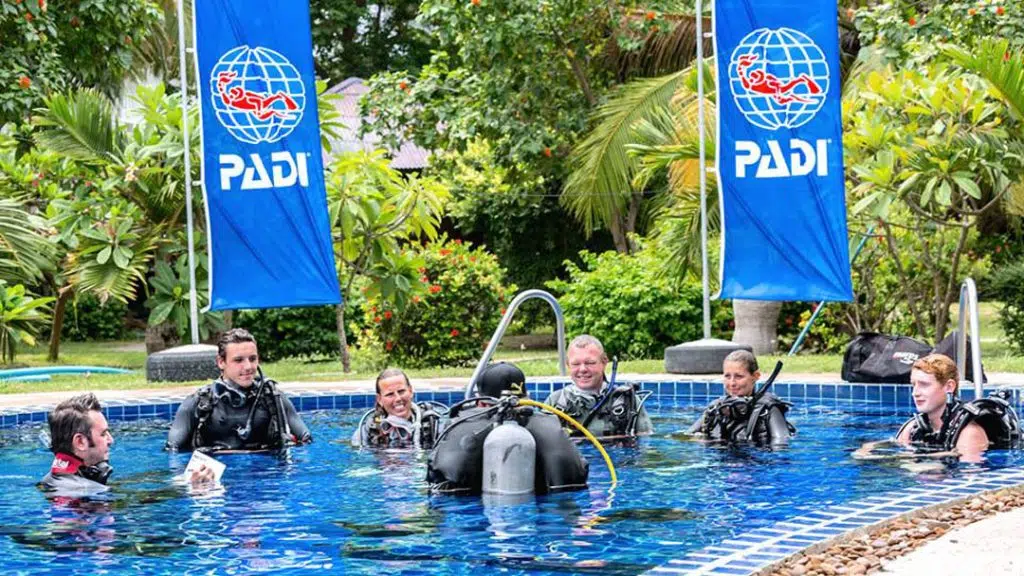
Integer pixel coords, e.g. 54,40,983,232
1,301,1018,395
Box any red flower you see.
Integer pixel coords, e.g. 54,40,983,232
543,147,552,158
412,295,421,304
500,308,507,315
968,8,976,15
25,12,33,22
385,341,394,351
645,10,656,21
996,245,1002,253
454,239,463,245
420,276,429,283
429,285,442,294
374,315,382,323
450,329,460,337
417,267,426,273
18,76,31,89
469,256,476,262
996,6,1005,16
908,16,917,25
37,0,45,11
398,80,409,91
383,310,393,320
439,248,452,256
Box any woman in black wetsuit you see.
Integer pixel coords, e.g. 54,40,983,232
165,328,311,452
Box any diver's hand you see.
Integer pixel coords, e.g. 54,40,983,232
188,464,216,486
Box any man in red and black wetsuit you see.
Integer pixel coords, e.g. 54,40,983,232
39,393,115,496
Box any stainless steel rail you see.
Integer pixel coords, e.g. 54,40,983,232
956,278,984,398
464,290,567,399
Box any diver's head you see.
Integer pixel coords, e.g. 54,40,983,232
217,328,259,388
478,362,527,399
911,353,958,419
723,349,759,397
568,334,608,392
48,393,113,467
376,368,413,419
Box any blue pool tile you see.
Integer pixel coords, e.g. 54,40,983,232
334,395,350,409
724,559,763,569
139,404,156,417
692,382,708,397
805,384,821,400
789,383,805,397
744,553,784,562
708,567,750,575
124,405,139,418
821,384,837,401
316,396,332,410
782,534,823,542
825,521,869,529
708,382,724,396
17,412,30,424
106,406,124,419
31,411,45,422
774,383,789,398
852,385,866,401
668,560,708,568
674,382,692,397
837,385,852,401
881,386,896,404
865,385,881,402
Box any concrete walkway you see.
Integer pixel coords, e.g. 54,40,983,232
879,506,1024,575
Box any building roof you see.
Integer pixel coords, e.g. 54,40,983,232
324,77,431,170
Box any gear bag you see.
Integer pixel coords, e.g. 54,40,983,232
933,330,987,384
841,332,932,383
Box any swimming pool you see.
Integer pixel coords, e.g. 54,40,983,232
2,391,1023,575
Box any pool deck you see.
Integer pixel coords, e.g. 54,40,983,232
4,371,1024,411
879,505,1024,575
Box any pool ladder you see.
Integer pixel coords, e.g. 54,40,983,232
957,278,985,398
464,289,567,399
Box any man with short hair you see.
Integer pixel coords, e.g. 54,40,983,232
39,393,115,495
543,335,652,438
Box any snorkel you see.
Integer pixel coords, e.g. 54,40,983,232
751,361,784,404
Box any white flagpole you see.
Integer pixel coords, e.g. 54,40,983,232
176,0,200,345
696,0,711,339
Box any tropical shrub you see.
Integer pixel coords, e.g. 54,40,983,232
60,293,129,341
0,282,53,363
360,238,513,368
236,305,342,363
988,259,1024,353
547,243,730,360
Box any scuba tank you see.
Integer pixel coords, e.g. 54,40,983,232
482,419,536,496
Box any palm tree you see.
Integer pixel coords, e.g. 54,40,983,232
945,40,1024,118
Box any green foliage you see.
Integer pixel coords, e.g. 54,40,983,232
0,0,161,125
547,243,729,360
988,259,1024,354
854,0,1024,66
0,281,52,363
361,238,513,368
145,257,223,341
60,293,129,341
236,306,341,363
311,0,434,82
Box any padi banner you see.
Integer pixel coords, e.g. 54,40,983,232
194,0,340,310
713,0,853,302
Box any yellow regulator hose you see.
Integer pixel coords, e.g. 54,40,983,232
518,398,618,485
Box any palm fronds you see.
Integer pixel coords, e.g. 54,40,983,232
945,39,1024,120
33,90,123,163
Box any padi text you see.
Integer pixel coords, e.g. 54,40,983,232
734,139,829,178
219,152,310,191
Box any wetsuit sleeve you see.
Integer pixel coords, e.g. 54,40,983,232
281,396,312,444
543,388,562,407
688,410,705,434
166,395,200,451
351,419,369,447
766,407,791,446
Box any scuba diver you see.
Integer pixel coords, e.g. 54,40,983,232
882,353,1018,461
427,362,590,495
543,335,653,438
352,368,446,449
165,328,312,452
40,393,214,497
688,351,795,446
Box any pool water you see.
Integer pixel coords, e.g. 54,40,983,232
1,396,1022,575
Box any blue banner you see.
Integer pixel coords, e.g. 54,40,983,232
713,0,853,302
194,0,340,310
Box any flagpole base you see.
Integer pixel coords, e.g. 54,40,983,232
146,344,220,383
664,338,752,374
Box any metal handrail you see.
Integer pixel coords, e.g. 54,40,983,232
956,278,984,398
464,289,567,399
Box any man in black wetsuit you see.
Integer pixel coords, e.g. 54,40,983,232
166,328,312,452
39,393,115,496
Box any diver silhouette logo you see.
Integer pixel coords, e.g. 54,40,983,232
209,46,305,144
728,28,829,130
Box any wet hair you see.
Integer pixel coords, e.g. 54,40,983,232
723,349,759,374
48,393,103,456
912,353,960,393
569,334,608,360
217,328,257,359
375,368,411,395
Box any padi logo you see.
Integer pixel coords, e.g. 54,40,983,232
728,27,830,131
734,139,829,178
210,45,305,144
219,152,310,191
893,352,921,366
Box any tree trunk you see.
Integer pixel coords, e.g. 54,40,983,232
731,299,783,355
47,288,73,362
336,303,351,373
223,309,233,330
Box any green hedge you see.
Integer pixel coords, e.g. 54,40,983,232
61,294,130,341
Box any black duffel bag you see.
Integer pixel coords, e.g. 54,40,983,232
841,332,933,383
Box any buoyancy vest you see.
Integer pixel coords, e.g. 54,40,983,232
699,392,795,445
191,378,291,451
357,402,445,449
898,391,1020,451
550,383,648,437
